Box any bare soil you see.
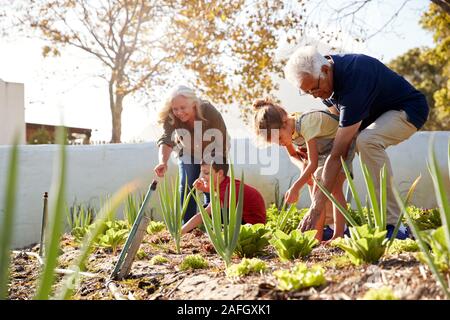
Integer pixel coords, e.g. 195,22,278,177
8,230,447,300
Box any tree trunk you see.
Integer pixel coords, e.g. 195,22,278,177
110,96,123,143
109,81,124,143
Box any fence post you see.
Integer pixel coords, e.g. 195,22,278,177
39,192,48,258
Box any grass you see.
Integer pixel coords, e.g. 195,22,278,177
0,128,137,300
158,172,192,254
193,163,244,267
394,137,450,298
0,136,19,300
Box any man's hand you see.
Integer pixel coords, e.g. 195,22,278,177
154,163,168,178
299,207,322,232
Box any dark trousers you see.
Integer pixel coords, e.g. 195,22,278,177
178,158,211,222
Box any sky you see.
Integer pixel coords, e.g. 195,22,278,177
0,0,435,143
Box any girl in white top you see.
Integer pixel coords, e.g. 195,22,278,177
253,98,356,242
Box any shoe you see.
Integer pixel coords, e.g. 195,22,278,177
344,227,350,237
323,226,334,241
386,224,409,239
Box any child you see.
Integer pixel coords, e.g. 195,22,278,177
252,98,356,242
181,159,266,234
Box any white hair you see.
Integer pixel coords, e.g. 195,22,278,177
158,85,205,125
284,46,330,87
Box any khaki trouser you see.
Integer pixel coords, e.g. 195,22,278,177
356,110,417,225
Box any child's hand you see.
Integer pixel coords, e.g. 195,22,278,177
284,186,300,204
193,178,209,192
296,146,308,160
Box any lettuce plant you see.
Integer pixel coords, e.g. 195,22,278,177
273,263,326,291
146,221,166,234
393,138,450,298
270,230,318,261
180,254,209,271
158,172,193,254
150,255,169,265
419,227,450,271
406,206,441,231
97,228,129,255
315,158,420,264
387,238,419,254
193,163,244,267
362,287,398,300
266,204,307,234
334,224,387,265
226,258,267,277
234,224,270,258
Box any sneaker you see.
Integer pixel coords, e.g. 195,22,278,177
323,226,334,241
344,227,350,237
323,226,350,241
386,224,409,239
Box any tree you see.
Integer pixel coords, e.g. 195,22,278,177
389,47,448,130
420,2,450,125
20,0,303,142
389,3,449,130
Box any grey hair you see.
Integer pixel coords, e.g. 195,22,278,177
284,46,330,87
157,85,205,125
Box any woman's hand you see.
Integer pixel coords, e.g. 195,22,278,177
154,163,168,178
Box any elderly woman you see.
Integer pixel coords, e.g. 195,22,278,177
154,85,229,222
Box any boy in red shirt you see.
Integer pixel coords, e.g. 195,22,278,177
181,159,266,234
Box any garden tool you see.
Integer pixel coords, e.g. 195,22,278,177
110,179,158,280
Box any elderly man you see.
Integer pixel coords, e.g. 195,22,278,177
284,46,428,239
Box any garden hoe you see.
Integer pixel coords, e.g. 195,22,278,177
110,179,158,280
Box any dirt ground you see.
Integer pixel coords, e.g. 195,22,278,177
8,230,447,300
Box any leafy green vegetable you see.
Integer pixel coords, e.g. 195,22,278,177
226,258,267,277
334,224,387,265
234,224,270,258
150,255,169,265
147,221,166,234
387,238,419,254
97,228,129,254
273,263,326,291
419,226,450,271
394,138,450,298
406,206,441,231
180,254,209,271
270,230,318,261
362,287,398,300
266,204,307,234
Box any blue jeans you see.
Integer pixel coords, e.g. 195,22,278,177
179,158,210,222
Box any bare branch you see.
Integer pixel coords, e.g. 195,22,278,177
366,0,411,40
